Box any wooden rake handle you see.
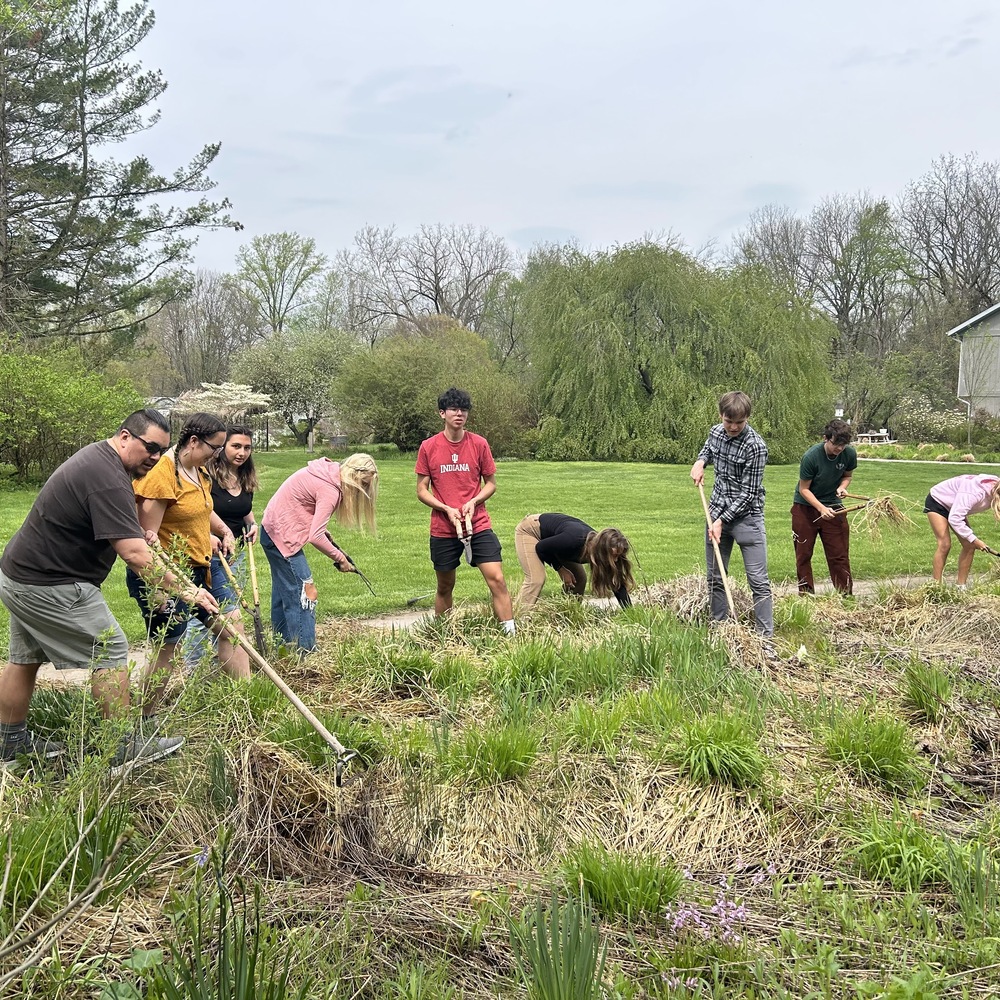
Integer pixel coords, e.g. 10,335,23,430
812,502,869,524
245,531,262,606
697,482,736,619
151,545,355,780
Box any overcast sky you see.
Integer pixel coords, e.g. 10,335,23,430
130,0,998,272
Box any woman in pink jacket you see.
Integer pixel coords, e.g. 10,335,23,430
924,473,1000,586
260,453,378,652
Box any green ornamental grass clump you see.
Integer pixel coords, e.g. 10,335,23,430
853,808,952,891
561,841,684,921
436,722,540,784
665,714,767,789
823,705,925,791
902,659,952,723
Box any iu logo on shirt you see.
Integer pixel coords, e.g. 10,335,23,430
439,453,471,473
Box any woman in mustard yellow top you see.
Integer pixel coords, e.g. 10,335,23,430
126,413,251,691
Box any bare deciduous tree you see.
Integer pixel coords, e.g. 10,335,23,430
149,269,263,389
732,204,813,298
337,223,512,345
898,153,1000,321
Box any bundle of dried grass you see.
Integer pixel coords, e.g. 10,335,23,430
850,493,917,542
638,574,755,623
712,620,774,673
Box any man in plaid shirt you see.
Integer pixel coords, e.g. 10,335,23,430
689,391,774,639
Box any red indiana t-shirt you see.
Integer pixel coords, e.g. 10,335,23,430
415,431,497,538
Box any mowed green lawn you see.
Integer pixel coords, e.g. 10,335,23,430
1,450,996,649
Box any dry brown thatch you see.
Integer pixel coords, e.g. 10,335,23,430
850,493,918,543
637,573,755,624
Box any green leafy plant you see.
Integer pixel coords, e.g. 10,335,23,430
377,960,457,1000
509,891,607,1000
0,792,143,918
145,848,327,1000
944,840,1000,935
561,841,684,921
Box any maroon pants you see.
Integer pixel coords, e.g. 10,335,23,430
791,503,853,594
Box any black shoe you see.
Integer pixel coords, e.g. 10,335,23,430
0,730,67,768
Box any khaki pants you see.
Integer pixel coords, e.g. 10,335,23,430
514,514,586,610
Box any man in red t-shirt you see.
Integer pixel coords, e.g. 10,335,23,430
415,387,515,633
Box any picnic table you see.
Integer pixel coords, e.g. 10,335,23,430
855,430,896,445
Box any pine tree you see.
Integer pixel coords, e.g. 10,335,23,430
0,0,238,338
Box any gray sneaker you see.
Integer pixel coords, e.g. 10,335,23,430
1,730,66,769
109,732,184,776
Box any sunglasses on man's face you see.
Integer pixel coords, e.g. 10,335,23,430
133,433,169,456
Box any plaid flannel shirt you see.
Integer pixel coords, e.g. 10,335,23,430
697,423,767,523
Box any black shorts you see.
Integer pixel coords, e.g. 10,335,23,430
126,565,214,642
923,493,949,517
430,530,503,572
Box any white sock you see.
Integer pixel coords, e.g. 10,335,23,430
502,619,516,635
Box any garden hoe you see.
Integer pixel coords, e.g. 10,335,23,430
155,546,357,785
696,481,737,619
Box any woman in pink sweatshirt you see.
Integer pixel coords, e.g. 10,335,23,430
924,473,1000,586
260,453,378,652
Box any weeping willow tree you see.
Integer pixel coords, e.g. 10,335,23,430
522,241,835,462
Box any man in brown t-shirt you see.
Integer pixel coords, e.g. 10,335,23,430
0,409,219,770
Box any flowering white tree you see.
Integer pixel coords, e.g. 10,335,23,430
174,383,272,422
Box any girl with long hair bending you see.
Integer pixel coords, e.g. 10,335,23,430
127,412,251,699
514,513,634,610
924,473,1000,587
260,453,378,653
181,425,260,666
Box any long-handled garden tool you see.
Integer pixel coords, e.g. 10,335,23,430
406,592,435,606
242,533,268,654
696,482,736,619
153,545,357,784
216,552,270,656
812,500,870,524
324,531,377,597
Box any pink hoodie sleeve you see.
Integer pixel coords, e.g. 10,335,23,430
307,483,345,560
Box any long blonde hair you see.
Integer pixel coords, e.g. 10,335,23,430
991,478,1000,521
336,453,379,532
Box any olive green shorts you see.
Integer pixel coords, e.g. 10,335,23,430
0,569,129,670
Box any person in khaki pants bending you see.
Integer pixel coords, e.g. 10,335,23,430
514,512,633,610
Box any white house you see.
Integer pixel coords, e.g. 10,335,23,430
946,303,1000,416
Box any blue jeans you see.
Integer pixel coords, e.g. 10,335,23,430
705,511,773,637
260,526,316,653
180,552,244,668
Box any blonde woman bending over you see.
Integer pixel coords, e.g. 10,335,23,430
260,454,378,653
924,473,1000,587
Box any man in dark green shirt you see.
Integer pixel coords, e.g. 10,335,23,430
791,419,857,595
